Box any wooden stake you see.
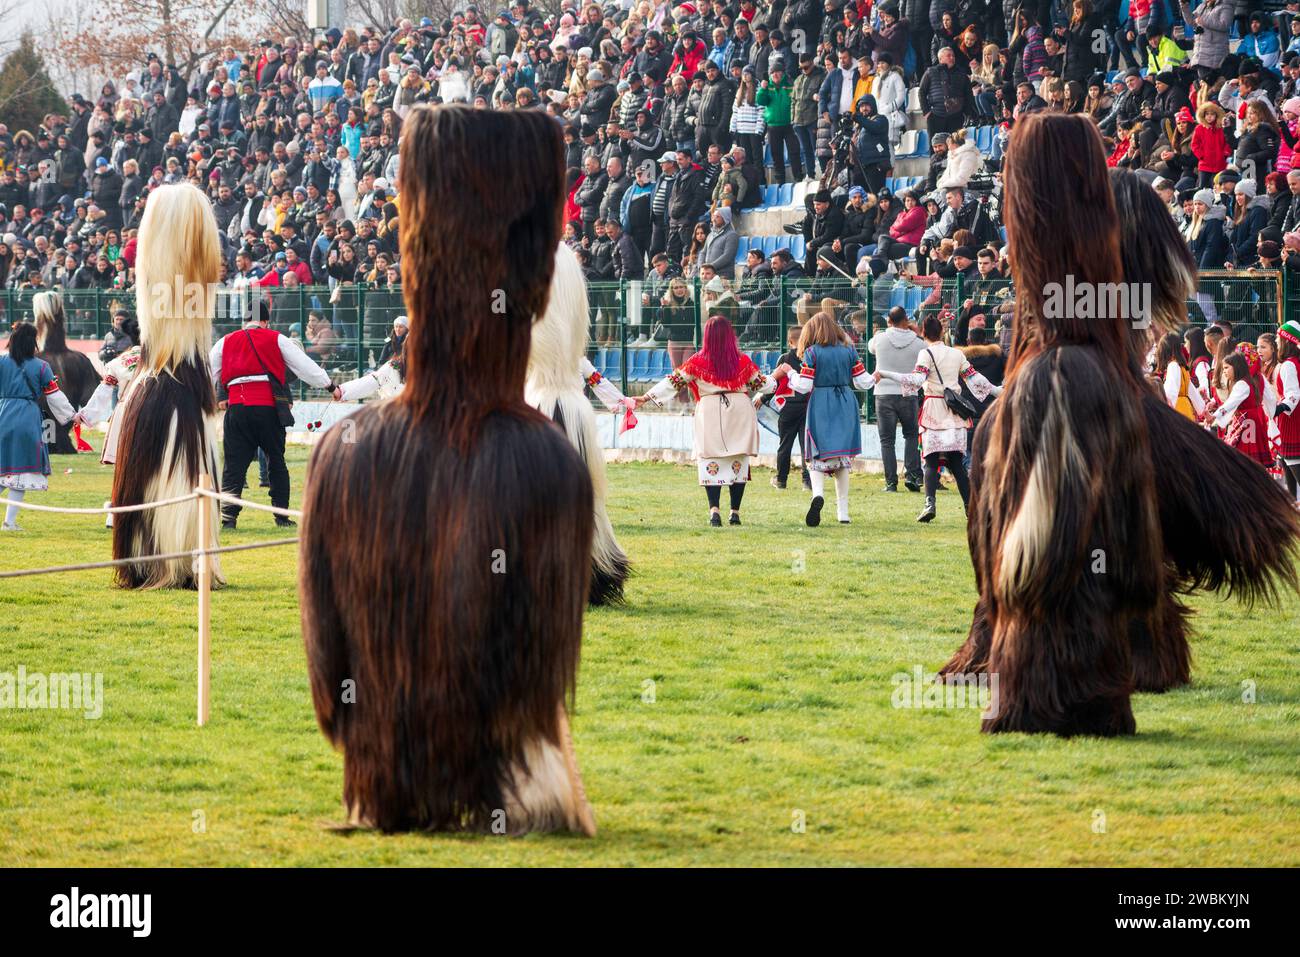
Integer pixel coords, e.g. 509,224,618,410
197,475,213,727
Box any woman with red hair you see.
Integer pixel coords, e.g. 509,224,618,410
637,314,778,525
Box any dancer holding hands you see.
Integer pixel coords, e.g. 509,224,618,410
787,312,875,527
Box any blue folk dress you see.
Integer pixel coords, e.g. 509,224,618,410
801,344,864,472
0,356,57,491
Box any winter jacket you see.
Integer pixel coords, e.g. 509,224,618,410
730,101,767,136
696,76,735,130
1180,0,1234,69
1190,206,1230,268
1191,122,1231,173
872,69,908,143
937,141,983,188
791,66,826,127
1230,194,1271,264
852,98,892,169
756,76,795,127
700,214,739,278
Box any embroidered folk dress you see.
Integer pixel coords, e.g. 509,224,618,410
876,341,1000,456
1162,361,1205,421
1210,376,1273,465
1275,356,1300,463
646,351,774,485
77,345,142,465
787,343,875,473
0,356,77,491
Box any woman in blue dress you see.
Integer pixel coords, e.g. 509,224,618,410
1,322,77,530
788,312,875,526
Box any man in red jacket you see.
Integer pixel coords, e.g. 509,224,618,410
209,301,339,529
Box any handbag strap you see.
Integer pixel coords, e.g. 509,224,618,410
242,328,283,387
925,347,946,387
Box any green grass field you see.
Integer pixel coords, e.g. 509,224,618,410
2,442,1299,867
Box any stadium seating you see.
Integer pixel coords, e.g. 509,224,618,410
789,235,806,262
896,129,928,158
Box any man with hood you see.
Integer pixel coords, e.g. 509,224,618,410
620,160,657,256
852,93,891,194
868,305,924,492
629,109,667,168
699,205,739,278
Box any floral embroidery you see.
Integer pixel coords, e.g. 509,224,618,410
706,461,720,476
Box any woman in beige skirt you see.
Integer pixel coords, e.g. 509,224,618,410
637,314,780,525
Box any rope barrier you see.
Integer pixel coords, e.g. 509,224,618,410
0,491,201,514
194,488,303,519
0,537,299,579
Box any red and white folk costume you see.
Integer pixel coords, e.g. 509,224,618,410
1209,377,1273,466
209,320,333,525
338,360,404,401
644,352,775,485
77,345,142,465
876,341,1001,456
1275,322,1300,496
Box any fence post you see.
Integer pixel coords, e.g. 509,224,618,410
196,474,213,727
619,285,629,399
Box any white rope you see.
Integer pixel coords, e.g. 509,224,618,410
0,491,201,514
0,537,299,579
195,488,303,519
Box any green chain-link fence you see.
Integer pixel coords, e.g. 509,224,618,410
6,269,1291,417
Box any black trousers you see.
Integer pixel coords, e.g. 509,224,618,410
876,393,921,487
221,403,289,522
776,399,809,485
767,125,803,183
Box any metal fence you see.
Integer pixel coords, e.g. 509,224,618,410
5,269,1291,417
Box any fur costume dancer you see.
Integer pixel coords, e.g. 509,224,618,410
110,183,224,590
944,117,1299,736
301,105,597,835
33,292,98,455
526,240,631,605
942,166,1300,702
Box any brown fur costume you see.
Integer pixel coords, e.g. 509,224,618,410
945,115,1299,736
34,293,98,454
941,163,1300,709
300,105,597,834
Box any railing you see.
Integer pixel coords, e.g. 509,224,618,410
5,269,1289,422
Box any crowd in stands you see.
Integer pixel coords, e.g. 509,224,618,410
2,0,1299,364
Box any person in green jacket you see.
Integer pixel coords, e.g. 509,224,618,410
756,57,803,184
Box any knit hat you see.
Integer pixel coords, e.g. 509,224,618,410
1215,168,1241,185
1175,106,1195,124
1259,239,1281,260
1192,188,1216,207
1284,97,1300,117
953,245,976,260
1279,319,1300,346
1235,179,1257,199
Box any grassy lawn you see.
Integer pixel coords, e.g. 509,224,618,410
2,440,1298,867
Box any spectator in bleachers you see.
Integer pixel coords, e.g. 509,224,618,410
871,188,926,275
935,127,982,188
803,189,844,274
792,52,826,177
757,57,804,184
699,206,739,279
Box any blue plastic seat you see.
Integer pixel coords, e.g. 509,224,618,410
592,348,607,377
628,347,650,382
789,235,806,262
604,346,622,380
761,235,778,255
889,284,908,309
905,286,928,312
650,349,671,378
778,183,794,206
735,243,750,264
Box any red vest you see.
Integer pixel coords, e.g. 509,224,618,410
220,327,286,407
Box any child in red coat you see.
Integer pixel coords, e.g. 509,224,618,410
1191,102,1231,187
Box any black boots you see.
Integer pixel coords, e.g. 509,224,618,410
806,495,824,527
